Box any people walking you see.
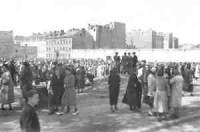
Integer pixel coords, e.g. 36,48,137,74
108,67,120,112
126,73,142,112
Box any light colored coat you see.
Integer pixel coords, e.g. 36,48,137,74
170,75,183,108
154,76,170,113
0,71,14,104
147,73,156,97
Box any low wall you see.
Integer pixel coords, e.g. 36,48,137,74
71,49,200,62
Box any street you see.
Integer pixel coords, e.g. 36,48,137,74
1,76,200,132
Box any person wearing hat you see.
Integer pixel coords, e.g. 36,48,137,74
8,60,17,86
113,52,121,73
59,66,78,115
19,90,40,132
0,63,14,110
127,52,133,75
132,52,138,73
121,52,128,74
19,61,33,103
76,65,86,93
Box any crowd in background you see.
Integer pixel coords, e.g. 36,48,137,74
0,53,200,124
0,57,114,116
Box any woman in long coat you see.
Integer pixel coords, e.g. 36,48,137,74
154,67,170,121
126,73,142,111
108,67,120,112
61,67,78,115
0,64,14,110
169,68,183,119
183,63,193,96
146,67,156,116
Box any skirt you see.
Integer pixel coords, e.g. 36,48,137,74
154,91,168,113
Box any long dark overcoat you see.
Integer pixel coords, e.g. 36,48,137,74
108,70,120,105
20,104,40,132
50,73,64,106
127,74,142,108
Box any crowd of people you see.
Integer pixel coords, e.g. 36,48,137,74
0,53,200,131
0,58,114,132
109,52,200,121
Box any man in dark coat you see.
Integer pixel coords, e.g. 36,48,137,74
121,52,128,74
20,90,40,132
19,62,33,102
76,65,85,93
108,67,120,112
183,63,194,96
48,67,65,115
132,52,138,73
113,52,121,73
9,60,17,85
127,52,133,75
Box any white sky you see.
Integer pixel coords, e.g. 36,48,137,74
0,0,199,44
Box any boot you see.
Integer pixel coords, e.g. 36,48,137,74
111,106,115,113
1,104,5,111
9,104,13,111
66,106,70,113
114,105,118,111
72,107,79,115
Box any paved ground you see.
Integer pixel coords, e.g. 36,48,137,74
1,76,200,132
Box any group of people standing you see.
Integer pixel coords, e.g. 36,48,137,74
0,55,199,131
109,52,199,121
113,52,138,75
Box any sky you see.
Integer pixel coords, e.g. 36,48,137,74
0,0,200,44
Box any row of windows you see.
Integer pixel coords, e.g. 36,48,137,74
46,39,72,45
46,54,70,58
46,47,71,51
